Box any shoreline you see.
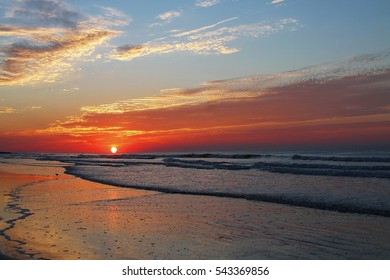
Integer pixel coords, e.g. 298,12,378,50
0,251,15,260
1,159,390,259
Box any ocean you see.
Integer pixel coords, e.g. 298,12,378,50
1,151,389,259
42,151,390,217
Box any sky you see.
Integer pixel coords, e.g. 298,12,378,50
0,0,389,153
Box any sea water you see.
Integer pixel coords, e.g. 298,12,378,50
1,151,390,259
12,151,389,217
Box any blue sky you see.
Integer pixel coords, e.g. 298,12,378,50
1,0,389,95
95,0,384,96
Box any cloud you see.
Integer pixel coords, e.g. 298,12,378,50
112,18,300,61
5,0,80,28
0,106,16,114
0,28,117,85
195,0,221,7
62,87,80,93
83,51,390,114
2,51,389,152
32,50,390,152
0,25,65,38
172,17,238,38
184,18,300,40
79,86,238,114
157,10,181,21
86,6,132,28
112,37,238,61
0,0,127,86
0,105,41,114
271,0,285,4
112,44,175,61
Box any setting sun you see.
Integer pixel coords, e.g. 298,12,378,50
110,146,118,154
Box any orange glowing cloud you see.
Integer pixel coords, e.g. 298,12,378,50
2,52,386,153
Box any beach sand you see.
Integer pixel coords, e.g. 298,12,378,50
0,160,389,259
0,252,14,260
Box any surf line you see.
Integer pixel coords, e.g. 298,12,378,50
64,166,390,218
0,179,57,259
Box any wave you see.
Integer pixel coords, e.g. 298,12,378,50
36,153,277,161
251,162,390,178
64,165,390,217
36,152,390,161
163,158,390,178
33,153,390,179
292,155,390,163
163,158,251,170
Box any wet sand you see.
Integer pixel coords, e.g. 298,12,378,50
0,252,14,260
0,160,389,259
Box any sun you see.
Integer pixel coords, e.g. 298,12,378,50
110,146,118,154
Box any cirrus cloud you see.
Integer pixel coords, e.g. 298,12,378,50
112,18,300,61
195,0,221,8
157,10,181,21
0,0,129,86
271,0,285,4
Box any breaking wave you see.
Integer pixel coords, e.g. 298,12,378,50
4,152,388,217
